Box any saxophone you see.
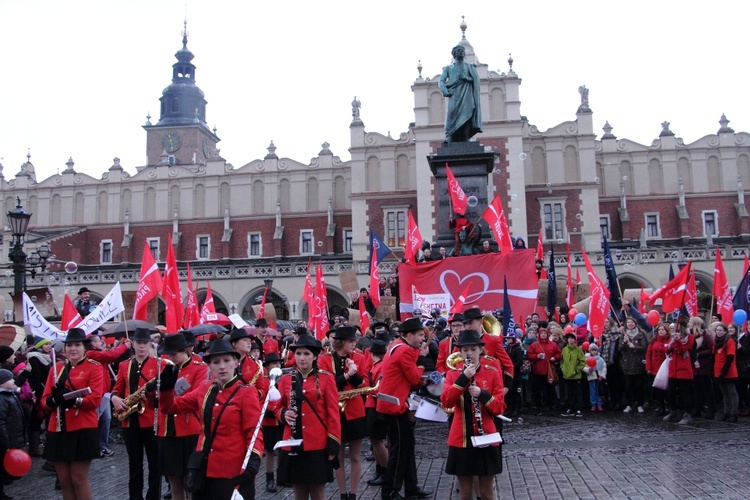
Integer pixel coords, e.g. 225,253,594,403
114,382,151,421
338,381,379,411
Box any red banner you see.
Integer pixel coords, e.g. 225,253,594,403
403,209,423,267
582,249,611,339
713,251,734,322
446,164,468,216
398,251,538,321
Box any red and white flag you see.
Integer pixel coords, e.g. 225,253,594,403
638,283,649,314
446,164,468,216
200,281,216,324
403,209,423,267
314,263,329,339
449,284,472,315
302,258,314,307
162,235,183,333
61,294,83,330
713,251,734,322
566,244,574,307
369,250,381,308
744,255,750,277
183,262,200,329
481,194,513,254
133,241,163,321
536,229,544,261
581,249,611,339
685,272,698,317
649,261,692,313
359,295,371,334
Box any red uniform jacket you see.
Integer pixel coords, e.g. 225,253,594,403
646,336,669,375
261,337,279,358
714,338,738,379
365,358,383,410
441,359,505,448
43,357,104,432
162,377,262,478
86,342,130,394
482,333,515,380
526,339,561,376
157,357,208,437
318,350,369,420
238,355,269,402
667,334,695,380
275,369,341,452
376,339,424,415
436,336,457,374
112,357,159,428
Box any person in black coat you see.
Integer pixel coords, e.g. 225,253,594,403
0,368,28,499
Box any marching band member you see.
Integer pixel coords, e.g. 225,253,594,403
254,318,279,357
318,326,369,499
376,317,432,500
283,326,308,368
156,333,209,500
441,329,505,500
111,328,160,500
261,353,284,493
181,330,204,362
42,328,104,500
229,328,269,401
463,308,514,393
276,334,341,500
436,313,464,374
159,337,263,500
364,334,389,487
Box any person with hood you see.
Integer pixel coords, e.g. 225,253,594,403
26,337,54,457
560,333,585,417
664,317,695,424
618,317,648,414
583,344,607,412
713,323,739,422
526,328,560,415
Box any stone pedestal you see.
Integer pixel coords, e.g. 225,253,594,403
428,141,496,249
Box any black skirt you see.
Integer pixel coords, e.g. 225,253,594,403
366,407,387,441
43,428,100,462
158,434,199,477
445,444,502,477
278,449,334,485
262,425,284,451
341,414,367,443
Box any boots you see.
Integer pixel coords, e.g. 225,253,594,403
678,412,693,425
29,431,43,457
656,403,667,416
662,411,678,422
367,464,385,486
266,472,277,493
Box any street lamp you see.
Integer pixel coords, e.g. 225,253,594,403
7,197,50,294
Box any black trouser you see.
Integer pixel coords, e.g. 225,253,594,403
122,427,160,500
692,374,716,415
606,364,625,408
667,378,693,414
623,373,645,407
531,373,557,409
737,376,750,408
194,477,254,500
381,411,419,499
562,379,581,412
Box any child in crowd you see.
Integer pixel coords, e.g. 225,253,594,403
0,368,28,500
560,333,585,417
584,344,607,412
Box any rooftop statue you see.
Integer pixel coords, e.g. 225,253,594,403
439,45,482,143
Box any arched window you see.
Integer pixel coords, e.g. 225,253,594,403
121,189,131,221
489,88,506,121
677,157,692,191
253,180,265,214
333,176,347,209
219,182,231,214
366,156,380,191
307,177,319,211
279,179,290,212
50,195,61,225
619,161,634,194
396,154,411,190
531,147,547,184
563,146,579,182
28,196,38,227
648,159,663,193
144,188,156,220
428,91,445,125
194,184,205,218
707,156,722,191
169,185,180,216
74,192,85,224
739,154,750,187
97,191,108,224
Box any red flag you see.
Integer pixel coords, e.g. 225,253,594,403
445,164,468,216
649,262,692,313
713,251,734,322
200,281,217,325
183,263,200,329
359,295,371,334
163,235,183,333
536,229,544,261
566,244,574,307
314,264,329,340
133,241,163,321
685,273,698,317
61,295,83,330
581,249,611,339
258,286,268,320
403,209,423,266
481,194,513,254
638,283,648,314
369,250,381,308
575,268,581,285
449,284,472,315
302,258,314,306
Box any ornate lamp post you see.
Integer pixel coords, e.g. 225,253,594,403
7,198,50,295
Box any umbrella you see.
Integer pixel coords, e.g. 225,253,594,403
245,326,281,339
0,325,26,351
102,319,159,337
201,312,232,326
185,324,228,335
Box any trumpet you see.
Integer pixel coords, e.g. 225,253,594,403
338,381,379,411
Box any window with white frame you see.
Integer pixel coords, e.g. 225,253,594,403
343,229,353,253
147,237,160,261
196,235,210,260
248,232,262,257
100,240,113,264
703,211,718,237
383,207,407,247
599,216,610,240
300,230,314,255
645,213,660,239
540,200,566,241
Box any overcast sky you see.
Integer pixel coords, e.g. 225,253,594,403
1,1,748,183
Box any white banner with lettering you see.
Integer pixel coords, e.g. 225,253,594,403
23,292,66,340
78,282,125,334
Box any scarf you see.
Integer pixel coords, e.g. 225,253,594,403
26,351,52,366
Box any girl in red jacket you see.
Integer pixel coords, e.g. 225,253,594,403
714,323,739,422
442,329,505,500
646,323,670,415
664,318,695,424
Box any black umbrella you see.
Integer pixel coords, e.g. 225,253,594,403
184,324,228,335
102,319,159,337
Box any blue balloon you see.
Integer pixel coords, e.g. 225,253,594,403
574,312,587,326
733,309,748,325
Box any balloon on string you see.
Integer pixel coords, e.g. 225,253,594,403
582,341,590,352
647,310,661,327
3,449,31,477
568,308,578,319
733,309,748,325
564,325,575,334
574,313,587,326
586,356,597,368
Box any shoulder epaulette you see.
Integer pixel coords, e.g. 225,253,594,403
319,369,333,376
87,358,101,366
482,364,498,371
484,355,497,361
193,360,206,366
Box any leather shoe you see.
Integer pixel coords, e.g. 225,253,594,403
407,490,432,499
368,474,384,486
266,478,277,492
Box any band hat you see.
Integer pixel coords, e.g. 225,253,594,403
131,328,153,342
203,338,241,362
333,326,358,340
77,287,90,295
454,329,485,347
462,308,483,323
399,317,424,334
250,340,263,352
371,322,390,333
290,334,322,355
294,326,309,336
229,328,252,343
255,318,269,328
370,340,387,355
159,333,189,355
63,328,88,344
263,352,282,366
182,330,198,346
448,313,465,324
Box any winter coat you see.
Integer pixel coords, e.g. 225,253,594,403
526,339,561,376
737,333,750,378
0,389,27,450
560,345,585,380
667,334,695,380
618,329,647,375
599,329,622,366
646,335,670,375
582,354,607,381
693,334,714,377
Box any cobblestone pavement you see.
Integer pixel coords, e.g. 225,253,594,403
9,410,750,499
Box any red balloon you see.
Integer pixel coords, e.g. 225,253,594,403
564,325,575,334
586,356,597,368
582,341,590,352
568,308,578,319
647,310,661,327
3,449,31,477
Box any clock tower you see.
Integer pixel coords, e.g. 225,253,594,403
144,23,220,167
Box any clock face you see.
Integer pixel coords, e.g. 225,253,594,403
203,137,214,159
162,132,182,153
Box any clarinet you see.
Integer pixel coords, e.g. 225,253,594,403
468,355,484,436
289,374,300,456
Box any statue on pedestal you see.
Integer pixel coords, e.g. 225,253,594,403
439,45,482,143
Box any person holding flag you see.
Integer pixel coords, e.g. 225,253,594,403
446,165,472,255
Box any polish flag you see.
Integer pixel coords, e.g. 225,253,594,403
359,295,371,334
449,284,472,315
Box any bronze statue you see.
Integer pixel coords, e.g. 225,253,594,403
439,45,482,143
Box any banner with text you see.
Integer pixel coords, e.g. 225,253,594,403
78,282,125,334
23,292,66,340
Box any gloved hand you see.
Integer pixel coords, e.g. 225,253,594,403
46,392,76,409
158,365,179,392
231,454,260,488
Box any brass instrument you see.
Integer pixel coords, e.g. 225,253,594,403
483,313,501,336
446,352,464,370
338,381,379,411
114,359,173,422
